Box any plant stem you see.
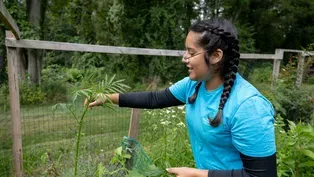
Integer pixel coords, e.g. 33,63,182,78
74,106,89,177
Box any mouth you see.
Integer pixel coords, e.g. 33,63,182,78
187,66,194,72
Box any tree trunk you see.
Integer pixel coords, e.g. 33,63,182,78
27,49,41,84
17,48,26,80
26,0,46,84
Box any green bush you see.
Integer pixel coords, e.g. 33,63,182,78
140,106,195,170
20,81,47,105
66,68,83,83
276,115,314,177
273,86,313,124
306,74,314,85
260,59,314,125
248,63,273,84
41,65,68,103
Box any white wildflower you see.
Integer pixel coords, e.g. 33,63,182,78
177,122,186,127
177,105,185,110
161,120,171,125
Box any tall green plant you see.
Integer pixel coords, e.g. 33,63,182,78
276,115,314,177
52,75,129,177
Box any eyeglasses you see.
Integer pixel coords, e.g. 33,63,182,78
182,50,208,62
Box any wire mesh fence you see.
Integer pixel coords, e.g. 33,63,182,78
0,82,132,176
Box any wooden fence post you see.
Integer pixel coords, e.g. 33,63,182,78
6,31,23,177
128,108,141,140
272,49,283,89
296,53,305,87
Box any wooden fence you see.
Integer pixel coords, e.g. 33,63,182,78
1,1,313,176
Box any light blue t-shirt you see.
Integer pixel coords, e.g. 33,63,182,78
169,73,276,170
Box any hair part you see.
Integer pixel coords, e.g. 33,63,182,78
187,18,240,127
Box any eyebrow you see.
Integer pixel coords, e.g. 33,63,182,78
186,47,196,52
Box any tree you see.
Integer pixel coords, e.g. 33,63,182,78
26,0,47,84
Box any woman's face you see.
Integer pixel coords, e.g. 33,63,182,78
183,31,210,81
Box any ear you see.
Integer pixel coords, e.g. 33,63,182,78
209,49,223,64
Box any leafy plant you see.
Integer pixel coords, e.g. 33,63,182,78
52,75,129,177
20,81,47,105
140,106,194,175
276,115,314,177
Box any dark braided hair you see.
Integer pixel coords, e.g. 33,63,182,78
187,18,240,127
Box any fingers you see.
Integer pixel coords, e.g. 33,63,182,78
166,168,179,174
88,99,104,110
84,93,106,111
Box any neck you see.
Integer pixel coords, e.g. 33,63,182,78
205,74,223,91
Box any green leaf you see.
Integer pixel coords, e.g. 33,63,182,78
122,153,131,159
141,164,165,176
125,170,144,177
284,158,295,165
301,149,314,160
96,163,105,177
299,161,314,167
115,146,123,156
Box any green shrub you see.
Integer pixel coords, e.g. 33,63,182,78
248,63,273,84
20,81,47,105
140,106,194,170
66,68,83,83
306,74,314,85
276,115,314,177
41,65,68,103
260,59,314,125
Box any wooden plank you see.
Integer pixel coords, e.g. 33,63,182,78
128,108,141,140
281,49,314,56
6,38,281,59
0,1,20,39
296,54,305,87
271,49,284,89
271,59,281,89
6,39,184,57
6,32,23,177
240,53,277,60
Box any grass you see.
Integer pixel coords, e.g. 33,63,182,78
0,103,132,176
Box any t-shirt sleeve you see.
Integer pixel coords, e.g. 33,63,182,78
230,95,276,157
169,77,190,104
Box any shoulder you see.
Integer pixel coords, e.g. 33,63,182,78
225,73,274,117
169,77,198,103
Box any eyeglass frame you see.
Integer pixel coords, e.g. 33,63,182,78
182,50,208,62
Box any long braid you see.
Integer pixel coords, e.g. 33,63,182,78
188,82,202,104
210,29,240,127
189,18,240,127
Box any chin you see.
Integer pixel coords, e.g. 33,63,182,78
189,74,198,81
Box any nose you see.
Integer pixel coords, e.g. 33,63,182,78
182,52,188,64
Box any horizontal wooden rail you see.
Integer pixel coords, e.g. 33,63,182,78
6,38,282,60
0,1,20,39
6,38,184,57
280,49,314,57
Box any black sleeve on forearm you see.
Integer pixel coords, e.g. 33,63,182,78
118,88,184,109
208,153,277,177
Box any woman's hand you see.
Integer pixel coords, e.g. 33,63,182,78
84,93,107,110
167,167,208,177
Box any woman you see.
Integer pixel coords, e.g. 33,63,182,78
86,18,277,177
